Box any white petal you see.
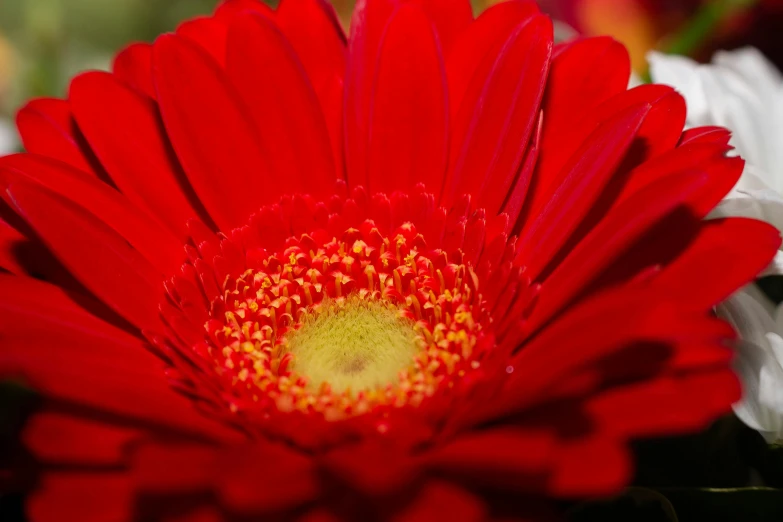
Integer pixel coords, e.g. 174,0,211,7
719,289,776,348
759,333,783,412
742,284,777,318
714,47,783,96
732,165,778,195
762,252,783,277
765,82,783,188
713,48,783,177
709,169,783,234
699,66,767,168
732,340,781,439
650,47,783,194
647,51,710,125
732,337,783,442
718,291,783,439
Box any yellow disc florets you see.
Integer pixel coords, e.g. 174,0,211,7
205,221,490,420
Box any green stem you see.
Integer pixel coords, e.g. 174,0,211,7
666,0,759,57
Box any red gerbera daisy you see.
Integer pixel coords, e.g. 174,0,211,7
0,0,778,520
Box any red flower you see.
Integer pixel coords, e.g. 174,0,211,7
0,0,778,520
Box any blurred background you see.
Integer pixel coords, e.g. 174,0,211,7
0,0,780,149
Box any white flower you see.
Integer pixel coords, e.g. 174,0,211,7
718,287,783,441
649,49,783,249
649,48,783,441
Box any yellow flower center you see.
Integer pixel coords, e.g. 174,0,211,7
284,297,420,393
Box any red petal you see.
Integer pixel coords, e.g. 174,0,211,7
226,13,335,199
177,16,230,66
344,0,398,188
502,113,542,227
6,180,163,330
153,34,275,230
390,480,486,522
410,0,473,55
320,73,346,180
0,218,26,274
70,72,205,238
517,103,650,281
425,428,555,484
131,443,218,491
446,0,540,119
132,442,318,513
0,273,140,343
321,440,417,497
563,87,688,243
653,217,781,309
218,446,318,513
276,0,347,87
531,170,709,327
599,85,686,163
0,221,94,296
526,79,685,239
214,0,274,19
28,473,134,522
496,288,731,416
23,412,141,466
523,37,630,224
0,276,238,441
542,38,631,137
112,43,156,99
548,437,631,497
15,98,105,179
276,0,346,178
587,370,739,438
367,3,448,194
685,156,744,217
443,14,552,214
4,333,233,441
0,154,183,276
614,141,732,207
614,148,742,220
679,125,732,146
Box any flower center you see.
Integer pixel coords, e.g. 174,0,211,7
201,220,491,420
283,297,420,393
